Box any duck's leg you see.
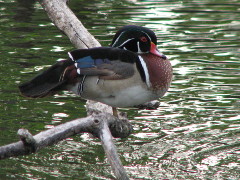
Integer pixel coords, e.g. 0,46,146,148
112,107,118,117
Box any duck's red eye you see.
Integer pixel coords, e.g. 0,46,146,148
140,36,148,42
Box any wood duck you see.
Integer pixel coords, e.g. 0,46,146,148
19,25,172,116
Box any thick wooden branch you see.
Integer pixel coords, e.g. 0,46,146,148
38,0,101,49
0,113,132,160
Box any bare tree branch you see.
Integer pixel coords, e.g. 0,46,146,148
99,120,129,180
38,0,101,49
0,113,132,160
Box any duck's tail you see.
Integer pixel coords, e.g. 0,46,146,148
19,59,75,98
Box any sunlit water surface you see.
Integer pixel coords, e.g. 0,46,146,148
0,0,239,179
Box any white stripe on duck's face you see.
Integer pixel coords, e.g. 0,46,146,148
111,30,152,54
116,38,135,49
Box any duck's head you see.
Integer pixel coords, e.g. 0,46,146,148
111,25,165,58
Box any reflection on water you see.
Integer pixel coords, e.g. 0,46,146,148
0,0,239,179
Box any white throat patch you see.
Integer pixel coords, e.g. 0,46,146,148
138,55,151,88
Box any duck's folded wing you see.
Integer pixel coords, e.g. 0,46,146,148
68,47,141,80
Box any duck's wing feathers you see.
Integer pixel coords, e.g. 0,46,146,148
69,47,141,80
18,60,74,98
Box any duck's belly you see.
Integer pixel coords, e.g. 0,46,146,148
69,76,164,108
93,84,159,107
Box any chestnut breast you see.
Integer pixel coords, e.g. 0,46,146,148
141,54,173,91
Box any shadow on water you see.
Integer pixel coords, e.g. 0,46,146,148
0,0,239,179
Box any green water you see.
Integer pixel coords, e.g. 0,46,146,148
0,0,239,179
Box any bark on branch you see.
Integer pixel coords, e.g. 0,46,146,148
0,113,132,160
38,0,101,49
